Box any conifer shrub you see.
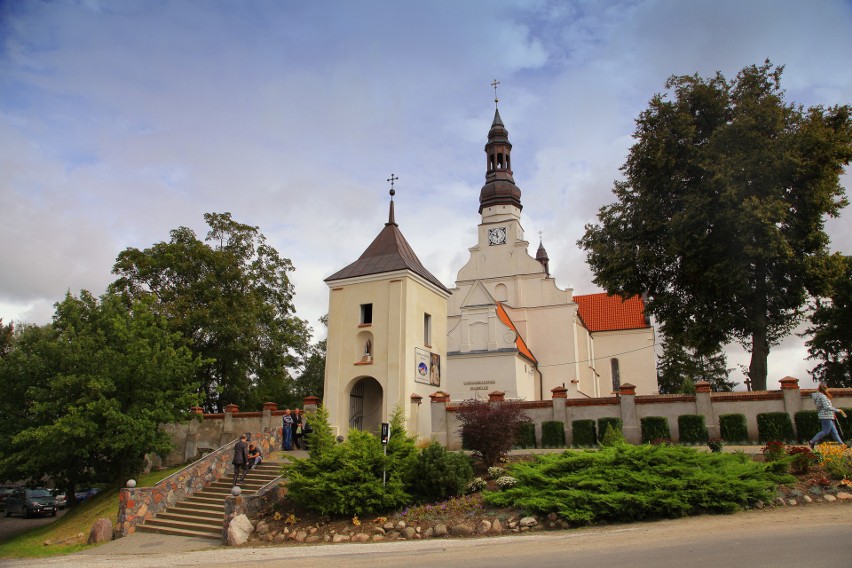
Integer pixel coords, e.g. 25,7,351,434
678,414,709,444
282,406,414,516
640,416,670,443
483,444,795,525
541,421,566,448
408,441,473,503
571,420,597,447
456,399,532,467
794,411,820,443
596,417,623,442
600,423,626,446
718,414,748,443
757,412,795,443
515,422,537,449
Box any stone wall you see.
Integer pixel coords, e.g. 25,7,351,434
116,427,283,538
431,377,852,449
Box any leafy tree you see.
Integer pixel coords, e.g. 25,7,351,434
291,315,327,406
111,212,310,411
456,398,532,467
0,291,200,501
657,338,734,394
0,319,12,357
805,255,852,387
579,61,852,391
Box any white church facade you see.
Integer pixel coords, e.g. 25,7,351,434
323,108,657,440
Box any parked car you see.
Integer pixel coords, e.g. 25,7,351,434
74,487,102,503
0,486,18,512
4,488,57,518
51,489,67,510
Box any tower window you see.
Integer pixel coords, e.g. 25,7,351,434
360,303,373,325
424,313,432,346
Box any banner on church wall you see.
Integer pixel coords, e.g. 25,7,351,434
415,348,440,386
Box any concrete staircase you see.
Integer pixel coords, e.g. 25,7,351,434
137,460,282,540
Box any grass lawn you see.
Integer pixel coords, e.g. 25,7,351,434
0,465,184,559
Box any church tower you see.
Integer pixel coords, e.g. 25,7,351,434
323,183,449,441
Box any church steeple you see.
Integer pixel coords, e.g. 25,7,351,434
536,234,550,277
478,107,522,214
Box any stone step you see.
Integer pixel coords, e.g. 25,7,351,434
156,510,222,528
136,520,221,540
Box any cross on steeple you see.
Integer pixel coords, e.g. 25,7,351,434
387,173,398,198
386,173,398,225
491,79,500,108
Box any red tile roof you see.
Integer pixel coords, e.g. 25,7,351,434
496,303,537,363
574,293,650,332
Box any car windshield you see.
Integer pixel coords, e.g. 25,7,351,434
28,489,52,498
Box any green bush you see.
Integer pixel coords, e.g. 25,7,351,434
483,444,795,524
757,412,795,443
600,423,626,446
640,416,670,443
541,421,565,448
719,414,749,443
408,441,473,503
571,420,597,447
597,417,623,442
678,414,709,444
794,411,820,443
282,406,415,516
515,422,537,449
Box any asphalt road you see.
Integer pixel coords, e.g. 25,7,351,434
0,507,67,543
3,503,850,568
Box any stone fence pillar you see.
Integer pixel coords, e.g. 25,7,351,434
262,402,277,431
694,381,718,440
410,393,422,438
551,386,568,445
430,391,450,448
618,383,640,444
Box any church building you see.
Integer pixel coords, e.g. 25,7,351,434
322,106,657,440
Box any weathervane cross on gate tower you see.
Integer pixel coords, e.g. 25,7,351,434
491,79,500,108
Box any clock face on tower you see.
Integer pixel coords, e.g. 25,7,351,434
488,226,507,246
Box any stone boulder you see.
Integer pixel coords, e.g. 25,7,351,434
227,514,254,546
87,518,113,544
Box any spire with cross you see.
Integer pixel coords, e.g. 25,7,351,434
491,79,500,108
387,173,398,225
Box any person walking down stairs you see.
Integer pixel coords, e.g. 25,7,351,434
232,434,249,486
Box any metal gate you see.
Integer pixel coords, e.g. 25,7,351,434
349,380,364,430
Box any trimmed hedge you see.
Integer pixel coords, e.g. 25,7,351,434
541,421,566,448
515,422,537,449
678,414,709,444
572,419,597,447
794,411,820,443
597,417,623,442
640,416,670,443
719,414,748,443
757,412,795,442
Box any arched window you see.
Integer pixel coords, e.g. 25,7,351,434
611,358,621,392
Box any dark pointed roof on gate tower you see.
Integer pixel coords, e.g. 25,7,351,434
325,193,449,293
479,108,523,213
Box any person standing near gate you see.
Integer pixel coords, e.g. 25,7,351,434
282,408,294,451
232,434,249,486
809,383,847,448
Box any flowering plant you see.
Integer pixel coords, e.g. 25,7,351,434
466,477,486,493
487,466,505,479
496,475,518,489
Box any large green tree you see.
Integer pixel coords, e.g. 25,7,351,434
656,338,734,394
0,292,200,500
579,61,852,391
805,255,852,387
111,212,310,411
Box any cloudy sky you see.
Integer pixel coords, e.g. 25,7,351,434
1,0,850,390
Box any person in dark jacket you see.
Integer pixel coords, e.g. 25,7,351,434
293,409,303,450
232,434,249,486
